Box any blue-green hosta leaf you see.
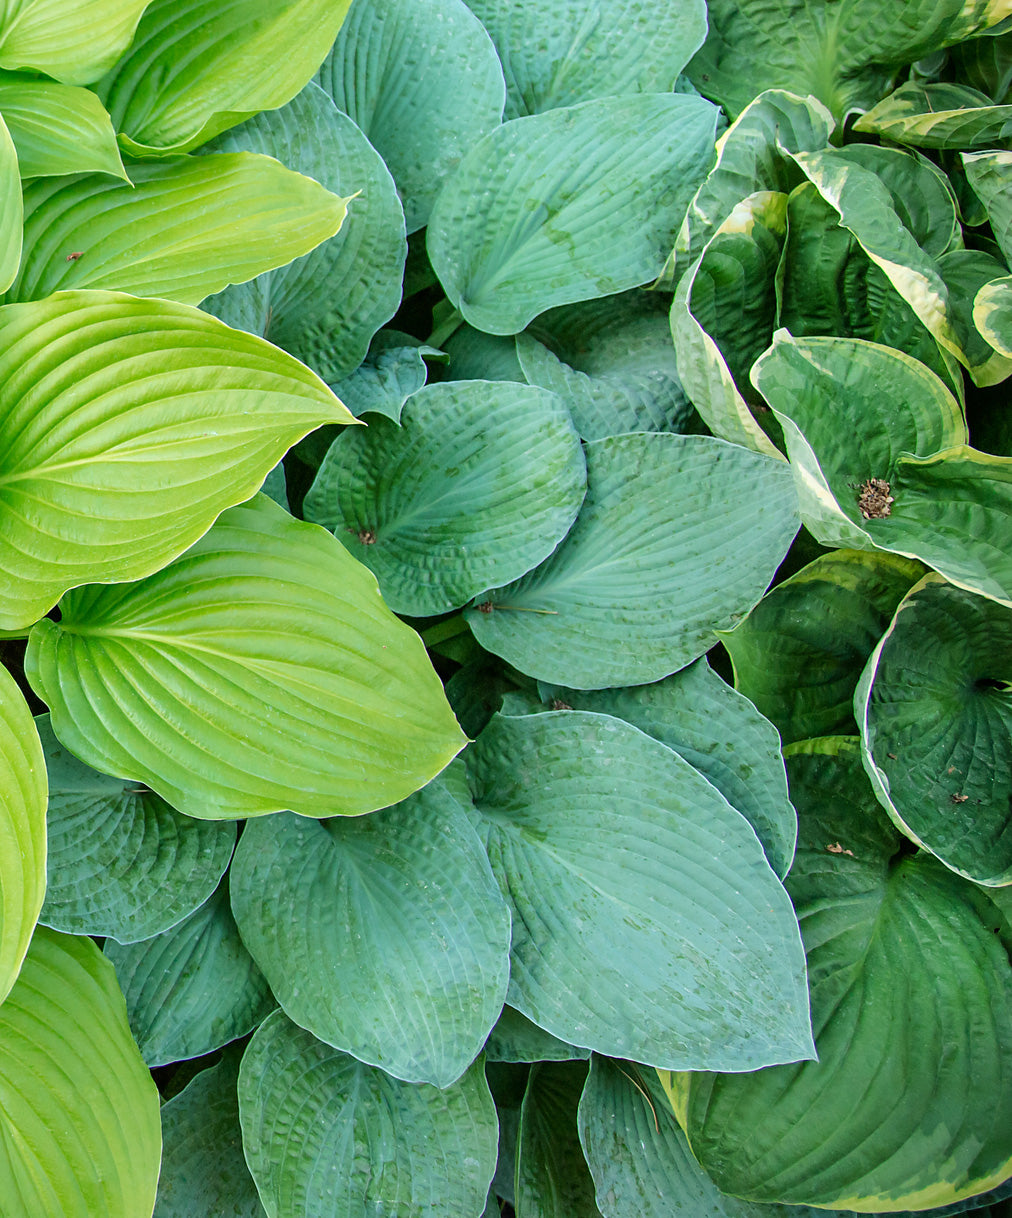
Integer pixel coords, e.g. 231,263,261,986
0,72,125,178
201,83,406,384
0,926,161,1216
466,432,799,689
230,784,510,1088
0,291,352,631
963,150,1012,265
485,1006,590,1064
36,715,235,944
26,496,466,820
517,290,692,440
515,1061,601,1218
239,1011,499,1218
8,153,349,307
938,249,1012,386
0,111,20,293
330,329,441,422
303,381,586,617
854,81,1012,149
721,549,924,746
0,0,151,85
317,0,505,233
444,323,528,381
105,882,275,1067
0,664,45,1005
463,0,706,119
680,737,1012,1211
464,711,815,1071
855,575,1012,886
428,93,718,335
97,0,354,156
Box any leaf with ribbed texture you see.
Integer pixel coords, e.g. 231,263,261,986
26,496,466,819
515,1060,601,1218
681,737,1012,1211
938,249,1012,386
229,783,510,1087
953,25,1012,102
964,151,1012,265
466,433,799,689
329,329,440,422
0,926,161,1216
464,711,815,1071
722,549,923,746
854,81,1012,149
239,1011,498,1218
317,0,504,234
462,0,706,119
444,323,528,381
0,111,20,293
96,0,353,156
0,664,45,1005
485,1006,589,1064
8,153,349,306
105,881,275,1067
0,291,352,631
155,1047,266,1218
516,290,692,440
855,575,1012,886
35,715,234,943
428,93,718,335
0,73,126,178
200,83,405,384
304,380,586,616
0,0,151,85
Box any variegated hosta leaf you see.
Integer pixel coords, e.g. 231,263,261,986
0,0,151,85
0,71,125,178
26,496,466,820
974,274,1012,357
0,290,353,630
938,249,1012,387
854,81,1012,149
963,150,1012,266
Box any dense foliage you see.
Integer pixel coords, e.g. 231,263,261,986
0,1,1011,1215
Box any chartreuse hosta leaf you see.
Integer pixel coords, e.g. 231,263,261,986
239,1011,498,1218
0,72,125,178
317,0,505,234
463,0,706,119
427,93,718,335
964,151,1012,266
855,575,1012,886
515,1061,600,1218
229,782,510,1087
938,249,1012,387
9,153,349,307
0,112,20,293
854,81,1012,149
0,0,150,85
105,881,275,1067
201,82,406,384
466,432,799,688
36,714,234,944
0,664,45,1005
687,0,1012,120
464,712,814,1071
677,737,1012,1211
721,549,924,746
303,381,586,617
0,291,352,631
26,496,466,820
97,0,353,156
0,926,161,1216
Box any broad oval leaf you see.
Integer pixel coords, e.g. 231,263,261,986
466,432,799,689
0,72,125,178
26,495,466,820
427,93,718,335
0,926,161,1216
465,711,815,1071
303,380,587,617
239,1011,498,1218
0,0,151,85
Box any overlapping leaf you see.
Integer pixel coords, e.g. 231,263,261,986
0,0,152,85
938,250,1012,386
485,1006,589,1064
854,81,1012,149
0,72,125,178
515,1061,600,1218
0,112,21,294
964,150,1012,265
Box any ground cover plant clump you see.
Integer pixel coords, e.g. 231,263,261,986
1,0,1012,1215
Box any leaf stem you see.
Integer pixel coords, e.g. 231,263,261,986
426,305,464,349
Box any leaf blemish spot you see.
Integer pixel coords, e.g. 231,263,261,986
826,842,855,857
65,251,83,262
857,478,894,519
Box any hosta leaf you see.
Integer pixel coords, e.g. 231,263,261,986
444,323,528,381
0,0,151,85
105,881,275,1067
0,112,20,293
515,1060,601,1218
9,153,349,307
328,329,440,423
155,1047,266,1218
0,926,161,1216
854,81,1012,149
36,714,235,944
0,73,125,178
97,0,354,156
201,82,406,384
466,433,799,688
0,291,352,631
855,575,1012,886
463,0,706,118
318,0,505,234
303,381,586,617
938,249,1012,387
230,784,510,1087
486,1006,589,1064
953,25,1012,102
0,663,45,1005
239,1011,498,1218
26,495,466,820
964,150,1012,265
974,275,1012,356
464,711,815,1071
722,549,924,746
428,93,718,335
681,737,1012,1211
